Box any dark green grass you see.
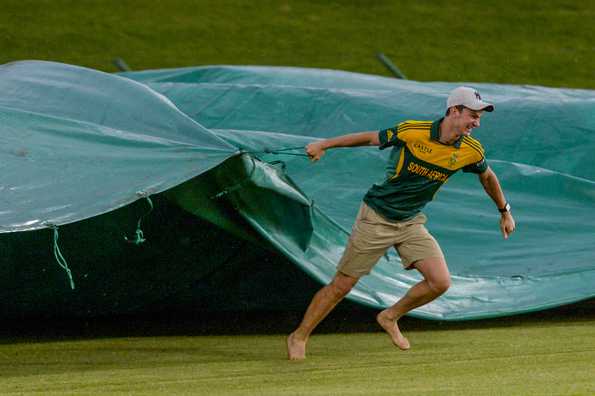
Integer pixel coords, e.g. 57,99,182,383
1,302,595,395
1,0,594,88
1,329,593,395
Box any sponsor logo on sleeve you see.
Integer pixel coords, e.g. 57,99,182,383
386,129,394,141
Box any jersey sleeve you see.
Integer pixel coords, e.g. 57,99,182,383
462,158,489,174
461,136,489,174
378,121,411,150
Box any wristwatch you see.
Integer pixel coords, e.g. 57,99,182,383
498,202,511,213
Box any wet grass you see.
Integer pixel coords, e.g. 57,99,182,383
0,327,592,395
1,300,594,395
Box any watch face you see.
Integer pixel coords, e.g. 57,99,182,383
499,203,510,212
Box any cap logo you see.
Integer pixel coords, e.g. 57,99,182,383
474,91,482,101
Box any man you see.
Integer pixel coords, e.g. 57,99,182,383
287,86,516,360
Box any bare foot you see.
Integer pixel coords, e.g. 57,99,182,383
287,332,307,360
376,311,410,350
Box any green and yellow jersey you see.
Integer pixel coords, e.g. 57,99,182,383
363,118,488,221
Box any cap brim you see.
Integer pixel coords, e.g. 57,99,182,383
469,102,494,112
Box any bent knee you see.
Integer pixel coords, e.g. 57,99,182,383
415,258,451,295
428,276,451,295
330,275,358,297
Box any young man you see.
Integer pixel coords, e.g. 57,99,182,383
287,86,516,360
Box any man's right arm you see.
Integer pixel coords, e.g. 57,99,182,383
305,131,380,162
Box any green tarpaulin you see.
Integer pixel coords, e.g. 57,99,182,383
1,61,594,320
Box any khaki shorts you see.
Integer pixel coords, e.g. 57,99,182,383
337,202,445,278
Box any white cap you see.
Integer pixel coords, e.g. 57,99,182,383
447,86,494,112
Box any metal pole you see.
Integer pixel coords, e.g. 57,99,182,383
113,57,131,72
376,52,407,79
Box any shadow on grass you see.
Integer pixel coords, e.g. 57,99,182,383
1,297,593,344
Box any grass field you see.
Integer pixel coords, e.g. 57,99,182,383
2,304,595,395
2,1,595,395
2,0,595,88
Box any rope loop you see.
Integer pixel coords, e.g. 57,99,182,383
124,194,154,245
43,222,76,290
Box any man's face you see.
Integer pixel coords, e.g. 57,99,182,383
452,107,484,136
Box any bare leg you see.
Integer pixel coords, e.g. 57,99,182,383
377,257,451,350
287,272,359,360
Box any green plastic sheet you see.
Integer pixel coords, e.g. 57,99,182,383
124,65,595,320
1,61,594,320
0,61,237,233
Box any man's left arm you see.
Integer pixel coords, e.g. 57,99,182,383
478,167,516,239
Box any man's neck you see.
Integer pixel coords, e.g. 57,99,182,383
438,117,459,145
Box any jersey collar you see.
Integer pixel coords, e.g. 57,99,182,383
431,118,463,148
